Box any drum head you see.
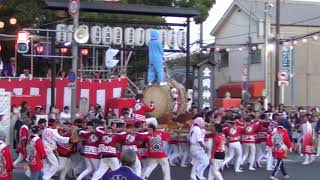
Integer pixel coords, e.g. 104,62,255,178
143,85,173,118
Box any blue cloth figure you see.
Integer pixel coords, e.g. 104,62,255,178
102,167,142,180
148,29,166,85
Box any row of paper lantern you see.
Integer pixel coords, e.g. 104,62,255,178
56,24,186,49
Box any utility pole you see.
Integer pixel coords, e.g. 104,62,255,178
71,13,79,120
275,0,281,106
264,2,270,110
244,2,253,106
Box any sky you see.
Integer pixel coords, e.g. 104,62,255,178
166,0,320,54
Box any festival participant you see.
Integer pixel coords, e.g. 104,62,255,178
42,119,72,180
132,93,155,123
301,115,316,165
26,126,47,180
57,122,77,180
91,121,120,180
267,119,292,180
142,124,171,180
222,118,244,173
77,120,100,180
135,122,149,173
13,120,30,167
189,117,209,180
241,115,260,170
0,131,14,180
147,29,166,86
256,114,270,168
117,123,145,177
208,124,225,180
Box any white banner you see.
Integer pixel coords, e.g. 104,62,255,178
0,92,11,144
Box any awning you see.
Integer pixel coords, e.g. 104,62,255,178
217,81,265,98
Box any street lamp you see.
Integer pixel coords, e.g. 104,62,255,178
0,21,4,29
80,48,89,78
60,48,68,74
9,18,17,25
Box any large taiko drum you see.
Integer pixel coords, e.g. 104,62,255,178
143,79,186,119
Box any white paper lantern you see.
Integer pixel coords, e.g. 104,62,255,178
91,26,102,45
167,30,176,49
134,28,145,46
177,29,186,49
124,27,135,46
112,27,123,45
102,26,113,45
159,29,168,47
55,24,67,43
67,25,73,43
145,28,152,45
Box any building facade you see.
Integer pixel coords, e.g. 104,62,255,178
211,0,320,107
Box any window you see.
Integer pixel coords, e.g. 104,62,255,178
251,49,261,64
219,50,229,67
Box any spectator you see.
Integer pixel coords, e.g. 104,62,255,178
0,57,3,76
48,106,59,120
102,149,142,180
20,69,32,78
4,57,16,77
95,104,104,119
59,106,71,123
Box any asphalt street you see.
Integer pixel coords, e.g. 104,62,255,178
12,155,320,180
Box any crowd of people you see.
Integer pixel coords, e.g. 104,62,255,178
1,93,320,180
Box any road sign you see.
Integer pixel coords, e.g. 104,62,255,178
68,71,76,82
278,81,289,87
68,0,80,17
278,70,289,81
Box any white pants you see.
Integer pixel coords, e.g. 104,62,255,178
208,159,224,180
180,143,190,166
190,145,209,178
58,156,71,180
206,139,214,159
141,158,148,173
91,157,120,180
43,151,60,180
266,146,274,170
131,153,142,177
223,142,242,171
142,157,171,180
169,144,180,164
256,142,267,165
13,153,24,167
76,157,100,180
241,143,256,169
71,154,85,177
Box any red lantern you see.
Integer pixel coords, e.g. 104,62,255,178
81,48,89,56
36,45,44,54
60,48,68,54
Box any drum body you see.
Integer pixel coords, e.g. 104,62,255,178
143,79,186,119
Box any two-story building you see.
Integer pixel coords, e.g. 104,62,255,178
211,0,320,107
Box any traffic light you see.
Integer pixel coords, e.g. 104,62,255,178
16,31,29,53
35,44,44,54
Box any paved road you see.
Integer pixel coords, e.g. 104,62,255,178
12,155,320,180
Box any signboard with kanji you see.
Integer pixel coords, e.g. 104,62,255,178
198,64,215,110
281,46,292,72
